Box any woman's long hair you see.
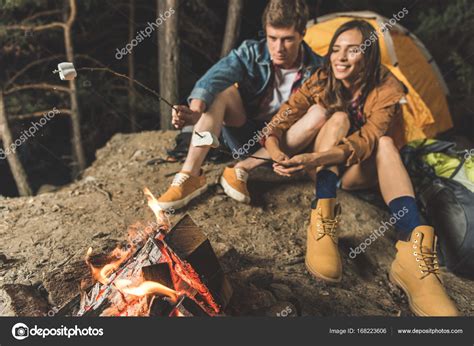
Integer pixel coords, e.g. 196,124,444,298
317,20,382,115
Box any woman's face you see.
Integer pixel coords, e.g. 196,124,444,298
330,28,364,85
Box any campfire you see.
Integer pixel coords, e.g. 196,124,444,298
57,188,232,317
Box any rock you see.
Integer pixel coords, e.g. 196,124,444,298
269,283,294,301
37,184,61,195
130,149,146,161
264,301,298,317
244,289,277,314
92,232,109,239
240,268,273,288
286,194,301,204
42,261,90,308
84,176,97,183
222,207,234,218
0,284,49,316
0,253,7,264
269,220,283,231
218,247,242,272
212,242,232,258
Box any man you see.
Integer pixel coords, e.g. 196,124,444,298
157,0,325,210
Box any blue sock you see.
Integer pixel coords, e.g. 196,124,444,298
315,169,338,200
388,196,422,241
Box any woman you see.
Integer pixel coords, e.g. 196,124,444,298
264,20,459,316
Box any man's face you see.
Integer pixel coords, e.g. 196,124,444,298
266,25,304,69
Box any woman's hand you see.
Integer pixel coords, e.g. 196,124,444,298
273,147,348,177
273,153,321,177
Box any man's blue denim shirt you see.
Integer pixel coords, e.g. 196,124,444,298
187,39,324,108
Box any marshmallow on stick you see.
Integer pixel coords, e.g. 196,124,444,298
56,62,77,81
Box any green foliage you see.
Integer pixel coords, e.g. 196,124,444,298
417,0,474,37
415,0,474,97
449,52,474,96
0,0,44,10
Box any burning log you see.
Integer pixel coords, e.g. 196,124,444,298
163,215,233,314
142,263,174,289
56,188,232,317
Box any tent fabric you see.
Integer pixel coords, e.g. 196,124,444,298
304,11,453,143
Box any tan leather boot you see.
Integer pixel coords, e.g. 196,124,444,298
305,198,342,282
389,225,460,316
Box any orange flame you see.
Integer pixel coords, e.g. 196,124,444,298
85,246,133,285
143,187,165,223
115,279,178,303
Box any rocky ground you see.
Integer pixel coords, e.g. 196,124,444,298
0,131,473,317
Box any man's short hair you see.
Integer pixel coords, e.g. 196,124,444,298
262,0,309,35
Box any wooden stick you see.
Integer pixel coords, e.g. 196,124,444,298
76,67,179,112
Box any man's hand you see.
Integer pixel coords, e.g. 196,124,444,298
171,105,202,129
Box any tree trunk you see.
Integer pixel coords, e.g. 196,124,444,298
128,0,137,132
64,0,86,175
0,92,32,197
158,0,179,130
220,0,243,57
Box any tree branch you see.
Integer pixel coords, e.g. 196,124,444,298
9,108,71,121
5,54,64,88
75,54,107,67
4,83,70,95
3,22,66,32
66,0,77,27
21,10,62,23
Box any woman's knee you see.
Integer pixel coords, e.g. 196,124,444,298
306,104,327,129
376,136,397,156
327,111,350,128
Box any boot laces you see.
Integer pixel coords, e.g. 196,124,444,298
315,208,339,242
414,236,440,279
171,173,190,187
235,168,248,182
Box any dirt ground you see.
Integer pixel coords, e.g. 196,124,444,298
0,131,473,316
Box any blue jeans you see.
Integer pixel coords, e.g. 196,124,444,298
221,118,266,160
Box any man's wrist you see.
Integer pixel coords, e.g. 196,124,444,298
189,99,206,113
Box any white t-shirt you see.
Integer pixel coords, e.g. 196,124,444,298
256,65,301,120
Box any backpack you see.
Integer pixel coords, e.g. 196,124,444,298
401,139,474,277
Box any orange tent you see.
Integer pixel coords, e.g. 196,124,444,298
304,11,453,142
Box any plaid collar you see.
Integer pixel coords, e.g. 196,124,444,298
348,94,365,131
270,46,305,94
